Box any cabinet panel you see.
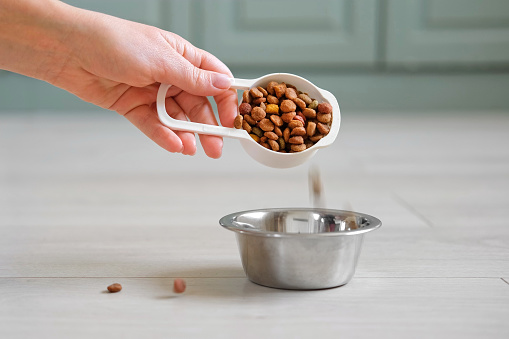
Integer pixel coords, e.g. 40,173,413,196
198,0,378,67
386,0,509,65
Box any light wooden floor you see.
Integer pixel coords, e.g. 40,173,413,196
1,111,508,338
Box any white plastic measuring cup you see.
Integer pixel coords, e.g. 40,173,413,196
156,73,340,168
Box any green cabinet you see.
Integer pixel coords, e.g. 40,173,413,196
1,0,508,111
386,0,509,66
197,0,378,67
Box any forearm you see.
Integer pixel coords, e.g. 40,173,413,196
0,0,77,82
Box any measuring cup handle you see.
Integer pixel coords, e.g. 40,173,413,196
229,78,252,90
156,83,251,140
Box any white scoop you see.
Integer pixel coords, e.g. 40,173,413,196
156,73,340,168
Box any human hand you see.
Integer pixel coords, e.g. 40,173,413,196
0,0,238,158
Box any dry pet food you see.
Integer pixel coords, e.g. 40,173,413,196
107,283,122,293
234,81,333,152
173,278,186,294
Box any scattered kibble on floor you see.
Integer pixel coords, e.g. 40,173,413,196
173,278,186,294
107,283,122,293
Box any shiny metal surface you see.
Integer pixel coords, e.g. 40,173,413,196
220,208,381,290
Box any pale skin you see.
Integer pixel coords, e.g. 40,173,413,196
0,0,238,158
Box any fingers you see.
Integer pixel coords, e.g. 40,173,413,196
108,84,159,114
114,82,228,158
159,53,231,97
174,92,224,159
155,33,233,98
123,104,184,154
163,97,197,155
123,101,199,156
214,88,238,128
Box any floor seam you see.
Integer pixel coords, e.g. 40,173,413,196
392,193,435,227
0,276,503,279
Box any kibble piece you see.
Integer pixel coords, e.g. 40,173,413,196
317,102,333,114
250,87,263,98
267,95,279,104
253,98,267,105
274,125,283,137
238,102,252,115
264,131,278,140
274,84,287,98
260,136,268,143
295,113,306,124
317,113,332,123
250,134,260,142
291,144,307,152
278,137,286,150
268,139,280,151
234,115,243,129
317,122,330,135
344,215,358,230
298,93,312,105
269,114,283,127
285,88,298,100
260,142,270,149
291,126,306,136
251,126,263,137
283,127,290,142
308,99,319,110
251,107,266,121
173,278,186,294
288,120,303,129
307,121,316,136
266,81,278,95
280,100,296,113
302,108,316,119
242,90,252,104
266,104,279,114
259,102,266,111
281,112,296,123
289,136,304,144
309,134,324,142
107,283,122,293
293,97,306,110
257,86,268,97
244,114,256,126
258,118,275,132
242,120,252,133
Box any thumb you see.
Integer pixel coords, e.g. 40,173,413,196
158,53,232,96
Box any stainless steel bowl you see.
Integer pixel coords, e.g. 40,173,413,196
220,208,381,290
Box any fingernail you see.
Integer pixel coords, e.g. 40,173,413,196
212,73,231,90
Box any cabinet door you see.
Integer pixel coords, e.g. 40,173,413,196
386,0,509,66
196,0,378,68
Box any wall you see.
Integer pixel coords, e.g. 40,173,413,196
1,0,508,112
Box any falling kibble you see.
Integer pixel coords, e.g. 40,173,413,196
173,278,186,294
309,166,325,208
107,283,122,293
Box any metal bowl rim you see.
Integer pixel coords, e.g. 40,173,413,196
219,208,382,238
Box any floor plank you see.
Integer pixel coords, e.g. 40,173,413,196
0,172,427,229
1,277,507,339
1,222,507,278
